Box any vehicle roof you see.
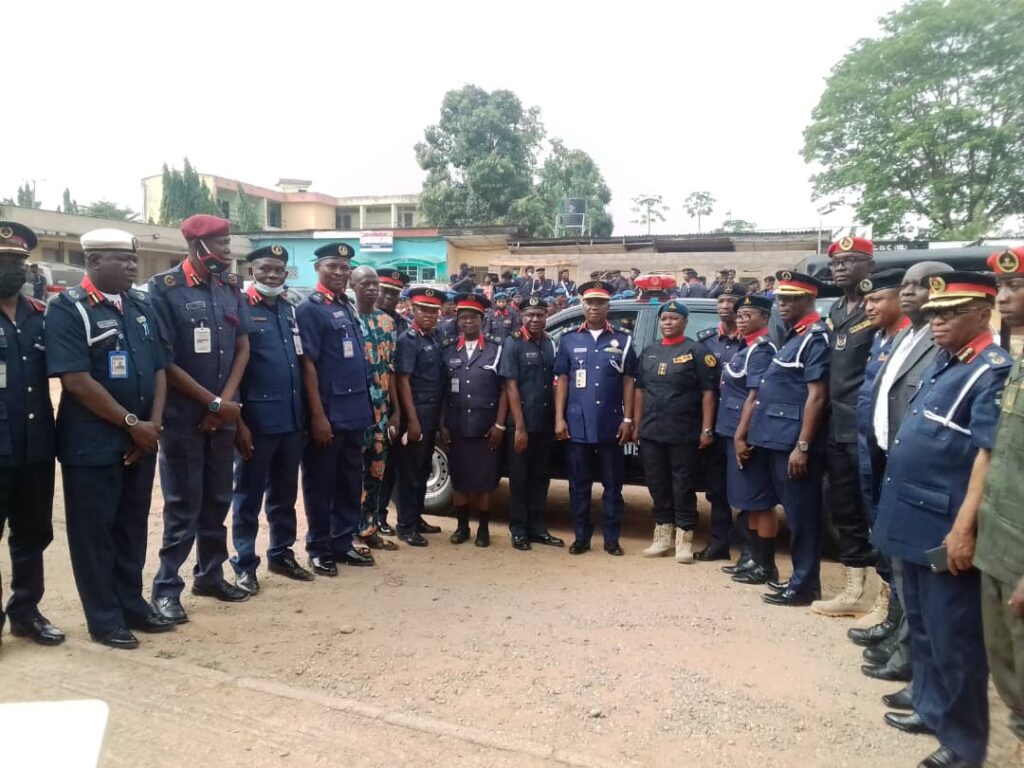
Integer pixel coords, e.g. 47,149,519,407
796,246,996,281
547,297,717,325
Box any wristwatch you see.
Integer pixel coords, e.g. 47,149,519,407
701,428,715,438
208,396,223,413
796,440,810,453
123,413,139,428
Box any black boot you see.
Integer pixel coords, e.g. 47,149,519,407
450,509,471,544
733,537,766,584
475,516,491,548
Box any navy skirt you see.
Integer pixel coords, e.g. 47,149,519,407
449,434,500,493
727,445,779,510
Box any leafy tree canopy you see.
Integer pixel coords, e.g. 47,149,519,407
159,158,220,227
80,199,139,221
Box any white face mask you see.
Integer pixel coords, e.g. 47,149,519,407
254,281,285,297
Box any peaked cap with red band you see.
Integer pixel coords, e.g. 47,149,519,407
774,270,823,297
578,280,615,300
0,221,39,255
827,236,874,258
988,247,1024,276
181,214,230,240
454,292,490,314
408,286,443,308
379,269,410,290
922,271,997,310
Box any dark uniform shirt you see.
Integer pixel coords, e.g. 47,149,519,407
239,286,304,434
442,335,503,438
385,309,410,338
296,284,372,432
553,322,637,444
45,280,165,466
395,325,446,432
0,295,54,466
873,334,1010,567
635,337,715,443
148,260,253,428
749,313,830,452
827,298,873,443
439,316,458,339
715,329,777,438
498,327,556,433
483,307,520,340
856,323,907,435
696,325,744,374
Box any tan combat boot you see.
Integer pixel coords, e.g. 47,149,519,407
642,523,674,557
674,528,694,564
851,580,890,629
811,566,877,617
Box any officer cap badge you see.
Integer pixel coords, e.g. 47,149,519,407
704,354,717,368
425,288,435,297
989,352,1006,364
271,244,284,256
0,226,12,239
780,270,793,281
839,236,854,252
859,278,873,294
338,244,350,257
929,276,946,293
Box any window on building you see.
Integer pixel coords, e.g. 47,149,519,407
267,202,282,228
219,200,230,219
400,212,414,227
335,210,353,230
394,264,437,283
68,250,85,267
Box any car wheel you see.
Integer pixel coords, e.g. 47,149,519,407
423,444,453,513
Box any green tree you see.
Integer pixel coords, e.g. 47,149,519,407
16,183,41,209
684,191,716,233
630,194,668,235
714,217,757,232
416,85,545,227
62,188,79,215
803,0,1024,239
80,200,139,221
508,139,613,237
234,184,262,231
159,158,220,226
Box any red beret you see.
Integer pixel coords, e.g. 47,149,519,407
181,214,230,240
827,236,873,258
988,247,1024,275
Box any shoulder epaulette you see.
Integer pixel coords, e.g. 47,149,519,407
156,271,180,289
309,292,324,304
756,336,771,345
984,347,1012,367
696,328,716,341
442,336,457,347
612,324,630,335
511,329,523,340
809,322,828,333
129,288,149,304
63,287,87,303
486,334,501,345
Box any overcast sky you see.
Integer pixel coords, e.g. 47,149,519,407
6,0,905,235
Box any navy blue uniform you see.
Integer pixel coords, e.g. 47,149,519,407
393,326,447,536
873,336,1009,765
500,327,557,538
748,314,830,595
46,282,164,635
442,335,503,492
297,286,373,559
0,295,56,629
553,322,637,546
483,307,519,341
148,262,253,599
697,326,746,551
231,287,305,577
855,326,904,521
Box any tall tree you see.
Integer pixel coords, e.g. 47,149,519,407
803,0,1024,239
416,85,545,228
235,184,262,231
684,191,716,233
62,188,79,215
159,158,220,226
630,194,668,235
80,200,139,221
508,139,613,237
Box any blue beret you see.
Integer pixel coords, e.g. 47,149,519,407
621,290,636,298
493,291,509,300
658,299,689,317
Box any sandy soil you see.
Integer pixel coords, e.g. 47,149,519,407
0,472,1014,768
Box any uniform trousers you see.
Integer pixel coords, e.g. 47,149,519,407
566,441,624,545
359,428,388,537
826,439,874,567
981,571,1024,742
506,429,554,538
230,430,302,575
301,429,364,558
641,438,699,530
377,446,398,527
393,431,437,535
903,562,989,764
63,459,154,635
153,427,235,598
704,435,748,550
766,448,823,594
0,461,55,625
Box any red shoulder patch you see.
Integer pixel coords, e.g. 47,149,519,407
27,296,46,312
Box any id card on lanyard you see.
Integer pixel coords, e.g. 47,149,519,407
109,335,128,379
194,325,212,354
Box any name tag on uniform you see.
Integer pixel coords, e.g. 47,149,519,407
194,326,212,354
108,351,128,379
573,347,588,353
252,316,269,323
293,331,303,355
673,354,693,364
0,361,6,389
97,319,119,329
451,377,460,394
575,369,587,388
525,351,538,359
342,339,355,359
186,300,206,311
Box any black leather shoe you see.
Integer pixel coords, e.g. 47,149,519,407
882,686,913,711
767,579,790,593
604,542,624,556
192,579,251,602
309,556,338,576
9,615,65,646
338,548,375,567
268,556,315,581
732,565,768,585
883,711,934,735
863,632,899,665
126,611,177,634
378,522,396,536
917,746,979,768
722,555,756,575
511,535,531,551
762,588,820,606
569,541,590,555
417,519,442,534
235,571,260,595
848,622,897,647
91,627,139,650
529,532,565,548
398,531,429,547
475,525,491,548
151,596,188,624
694,544,730,562
450,527,471,545
862,662,912,682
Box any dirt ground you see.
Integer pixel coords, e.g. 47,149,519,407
0,473,1014,768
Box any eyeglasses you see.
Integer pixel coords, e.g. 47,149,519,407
829,256,870,270
925,306,982,322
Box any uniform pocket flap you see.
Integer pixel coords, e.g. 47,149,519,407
896,481,951,517
247,389,282,402
766,402,801,421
